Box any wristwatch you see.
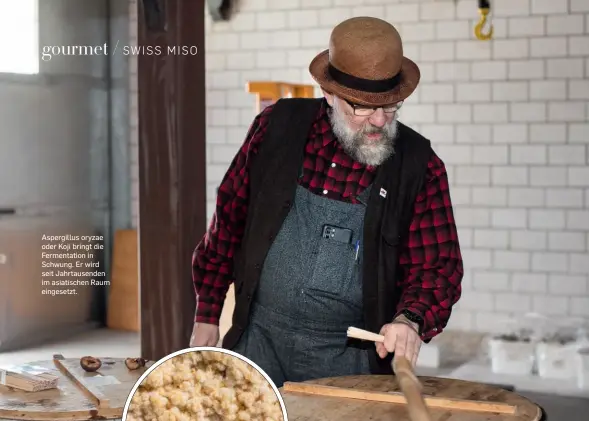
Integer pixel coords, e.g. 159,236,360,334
399,310,424,335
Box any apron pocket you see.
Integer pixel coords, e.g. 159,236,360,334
305,237,362,307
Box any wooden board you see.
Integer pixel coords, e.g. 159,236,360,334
0,358,149,420
107,229,139,332
280,375,543,421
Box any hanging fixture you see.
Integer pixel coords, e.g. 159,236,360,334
474,0,493,40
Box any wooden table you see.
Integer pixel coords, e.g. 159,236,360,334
0,357,148,420
280,374,544,421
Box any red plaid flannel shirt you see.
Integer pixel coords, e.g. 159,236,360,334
192,100,463,341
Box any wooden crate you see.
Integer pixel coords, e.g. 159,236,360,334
107,229,139,331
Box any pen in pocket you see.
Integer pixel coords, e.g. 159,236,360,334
354,240,360,261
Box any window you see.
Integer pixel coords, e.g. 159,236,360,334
0,0,39,74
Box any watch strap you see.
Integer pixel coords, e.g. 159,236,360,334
399,309,424,335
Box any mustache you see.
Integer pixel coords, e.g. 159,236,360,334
362,125,385,134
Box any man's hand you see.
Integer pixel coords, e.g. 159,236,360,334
189,322,220,347
375,316,422,367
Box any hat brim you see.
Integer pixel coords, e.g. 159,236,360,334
308,49,421,107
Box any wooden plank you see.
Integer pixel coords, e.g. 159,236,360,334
0,357,149,420
280,375,543,421
107,229,139,332
52,355,110,408
283,382,518,414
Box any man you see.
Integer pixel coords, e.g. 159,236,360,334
190,17,463,387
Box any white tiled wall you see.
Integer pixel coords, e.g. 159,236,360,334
129,0,589,333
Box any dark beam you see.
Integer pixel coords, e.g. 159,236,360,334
137,0,206,361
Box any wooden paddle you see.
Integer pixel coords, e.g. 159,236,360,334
347,327,433,421
392,355,432,421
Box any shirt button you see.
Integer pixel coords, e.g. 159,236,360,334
433,328,438,332
331,163,336,167
323,189,328,195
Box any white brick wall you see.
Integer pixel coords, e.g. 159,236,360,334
129,0,589,334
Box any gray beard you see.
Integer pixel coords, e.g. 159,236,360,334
328,107,398,167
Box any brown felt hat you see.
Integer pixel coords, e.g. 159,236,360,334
309,17,420,107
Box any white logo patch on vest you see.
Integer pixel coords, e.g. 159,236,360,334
379,188,387,198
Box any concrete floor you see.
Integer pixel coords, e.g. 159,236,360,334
0,328,140,366
0,328,587,420
516,391,589,421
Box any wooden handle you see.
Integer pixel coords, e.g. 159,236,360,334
282,382,517,414
392,356,432,421
53,355,110,408
347,327,432,421
347,327,423,389
347,326,384,342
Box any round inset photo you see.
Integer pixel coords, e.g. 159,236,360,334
122,347,288,421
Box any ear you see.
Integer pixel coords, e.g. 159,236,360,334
322,89,334,107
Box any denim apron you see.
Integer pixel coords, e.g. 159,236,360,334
232,183,372,387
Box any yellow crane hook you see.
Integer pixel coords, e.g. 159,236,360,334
474,1,493,41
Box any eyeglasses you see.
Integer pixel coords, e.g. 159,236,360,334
343,99,404,117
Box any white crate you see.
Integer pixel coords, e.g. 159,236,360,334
489,338,535,375
536,342,578,379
